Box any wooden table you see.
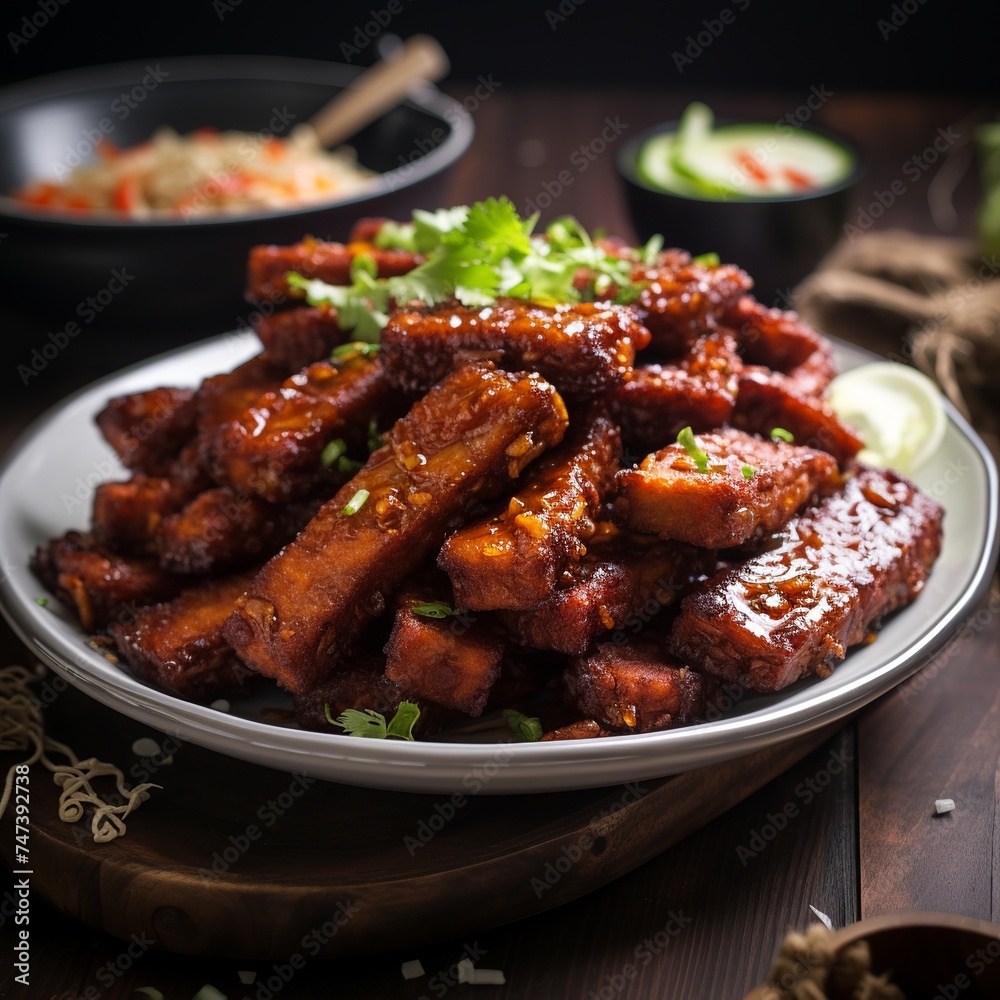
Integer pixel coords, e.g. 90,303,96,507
1,88,998,1000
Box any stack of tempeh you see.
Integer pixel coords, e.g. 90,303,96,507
33,222,945,740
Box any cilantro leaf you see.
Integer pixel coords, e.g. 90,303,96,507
462,196,535,258
325,701,421,740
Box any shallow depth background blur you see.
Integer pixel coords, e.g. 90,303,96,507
2,0,995,95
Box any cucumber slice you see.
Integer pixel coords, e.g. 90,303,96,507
670,102,743,198
828,362,947,474
636,103,856,199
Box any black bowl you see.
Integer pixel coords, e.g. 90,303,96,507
0,55,473,337
616,119,864,306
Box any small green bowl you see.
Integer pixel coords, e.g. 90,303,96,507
616,118,864,305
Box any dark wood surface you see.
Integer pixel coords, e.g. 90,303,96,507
1,87,998,1000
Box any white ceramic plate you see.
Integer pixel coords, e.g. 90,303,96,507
0,332,996,794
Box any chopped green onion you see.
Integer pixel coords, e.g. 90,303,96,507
34,596,48,606
331,341,380,364
677,426,710,473
191,988,227,1000
741,464,755,480
692,251,721,267
320,438,347,468
340,489,370,516
503,709,543,742
770,427,795,443
411,602,457,619
337,456,363,475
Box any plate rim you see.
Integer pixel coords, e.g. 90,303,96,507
0,329,996,793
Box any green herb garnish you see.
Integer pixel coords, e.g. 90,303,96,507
320,438,347,468
340,488,370,516
34,596,48,606
289,196,651,338
328,339,381,363
677,426,710,473
411,602,464,619
692,251,721,267
325,701,421,740
503,709,543,742
770,427,795,443
741,464,755,480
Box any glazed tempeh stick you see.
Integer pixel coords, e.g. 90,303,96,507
223,361,569,695
254,304,347,372
613,427,838,549
612,331,743,453
564,643,717,733
498,531,715,656
246,238,420,303
438,404,620,611
380,297,650,399
668,465,944,692
732,368,864,467
208,356,395,503
109,571,257,700
383,581,505,716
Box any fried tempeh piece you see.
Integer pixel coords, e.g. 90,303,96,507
438,405,620,611
32,531,181,632
254,304,347,371
194,355,289,434
541,719,613,741
108,572,257,700
499,531,715,656
613,331,743,453
613,427,838,549
380,298,651,399
669,465,944,692
724,295,836,396
92,475,201,555
223,361,569,695
564,643,717,733
732,368,864,467
155,487,321,575
246,237,420,303
208,356,394,503
383,582,505,715
631,254,752,357
95,387,198,475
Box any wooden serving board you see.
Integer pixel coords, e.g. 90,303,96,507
1,682,839,961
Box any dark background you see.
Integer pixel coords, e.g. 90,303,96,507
1,0,996,95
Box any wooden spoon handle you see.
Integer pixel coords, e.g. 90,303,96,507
308,35,450,148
